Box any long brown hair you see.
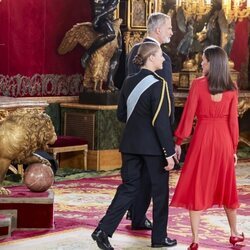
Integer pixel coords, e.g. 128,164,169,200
133,42,160,66
203,45,236,94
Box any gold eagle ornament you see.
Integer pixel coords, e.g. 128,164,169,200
58,18,123,92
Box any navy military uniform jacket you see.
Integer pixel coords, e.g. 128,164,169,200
126,38,175,125
117,69,175,158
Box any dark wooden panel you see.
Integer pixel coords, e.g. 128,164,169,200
64,112,95,149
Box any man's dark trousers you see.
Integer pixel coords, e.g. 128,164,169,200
98,153,169,243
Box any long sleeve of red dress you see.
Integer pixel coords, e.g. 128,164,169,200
229,90,239,153
175,79,199,145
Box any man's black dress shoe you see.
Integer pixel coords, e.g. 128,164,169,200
126,210,132,220
131,218,153,230
91,228,114,250
151,237,177,248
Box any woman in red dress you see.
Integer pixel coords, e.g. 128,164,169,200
170,45,244,249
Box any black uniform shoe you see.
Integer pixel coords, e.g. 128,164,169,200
131,218,153,230
126,210,132,220
91,228,114,250
151,237,177,248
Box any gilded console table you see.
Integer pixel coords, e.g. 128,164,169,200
0,96,48,120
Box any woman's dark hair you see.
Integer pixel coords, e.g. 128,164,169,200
203,45,237,94
133,42,160,66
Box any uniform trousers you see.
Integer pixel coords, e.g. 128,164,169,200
98,153,169,243
130,166,152,225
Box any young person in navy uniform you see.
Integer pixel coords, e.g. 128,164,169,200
91,42,178,249
127,13,174,124
125,13,177,247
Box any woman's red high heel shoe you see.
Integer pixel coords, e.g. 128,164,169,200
188,243,199,250
229,233,245,246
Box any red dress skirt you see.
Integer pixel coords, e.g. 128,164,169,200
170,77,239,210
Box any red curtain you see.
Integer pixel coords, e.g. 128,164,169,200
230,19,249,88
0,1,248,96
0,0,91,76
230,19,249,72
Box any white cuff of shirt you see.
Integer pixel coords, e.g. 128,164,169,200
166,153,176,160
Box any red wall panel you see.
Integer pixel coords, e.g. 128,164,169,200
0,0,91,76
230,19,249,72
0,0,9,74
45,0,91,74
9,0,45,75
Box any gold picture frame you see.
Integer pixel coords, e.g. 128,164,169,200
126,0,161,31
115,0,162,31
130,0,148,30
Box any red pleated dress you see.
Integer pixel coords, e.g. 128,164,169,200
170,76,239,211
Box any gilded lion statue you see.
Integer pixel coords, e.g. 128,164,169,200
0,109,57,195
58,18,122,92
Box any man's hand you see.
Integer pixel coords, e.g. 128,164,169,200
164,156,175,171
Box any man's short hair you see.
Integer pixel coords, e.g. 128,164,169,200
147,12,170,34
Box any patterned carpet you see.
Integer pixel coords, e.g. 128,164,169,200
0,227,191,250
0,163,249,250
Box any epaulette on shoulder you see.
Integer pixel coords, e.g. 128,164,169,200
152,72,164,82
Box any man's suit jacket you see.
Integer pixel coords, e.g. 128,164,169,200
117,69,175,157
126,38,175,125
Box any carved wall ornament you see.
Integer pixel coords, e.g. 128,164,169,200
0,74,83,97
123,31,146,54
238,99,250,118
0,110,9,122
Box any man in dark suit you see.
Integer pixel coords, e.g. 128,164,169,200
91,41,177,249
125,12,176,238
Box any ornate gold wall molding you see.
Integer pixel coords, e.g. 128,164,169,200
238,98,250,118
117,0,162,54
116,0,162,31
123,31,146,54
